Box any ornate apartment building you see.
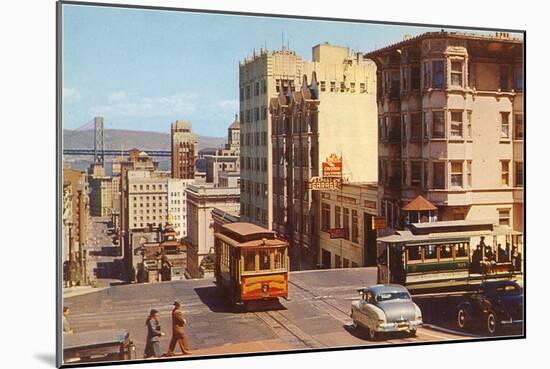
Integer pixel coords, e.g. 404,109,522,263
365,31,524,235
270,44,378,269
239,48,306,229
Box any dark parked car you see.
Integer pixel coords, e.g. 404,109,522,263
63,328,136,364
456,280,523,335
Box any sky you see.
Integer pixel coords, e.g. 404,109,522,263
61,3,523,137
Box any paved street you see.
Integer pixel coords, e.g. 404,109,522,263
85,216,126,287
64,267,480,362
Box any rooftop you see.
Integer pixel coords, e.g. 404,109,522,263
402,195,438,211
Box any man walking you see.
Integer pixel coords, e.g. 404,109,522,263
165,300,191,356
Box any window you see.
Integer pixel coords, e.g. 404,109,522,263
259,250,270,270
360,83,366,93
335,206,341,228
239,88,244,101
411,65,420,90
423,62,431,89
274,248,285,269
439,245,453,259
330,81,336,92
514,114,523,140
254,82,259,96
261,79,267,94
352,210,359,243
451,162,463,188
402,161,408,186
500,65,509,91
432,61,445,89
246,85,251,99
411,161,422,186
515,162,523,187
450,61,463,87
450,111,463,138
401,66,408,92
433,162,445,189
408,246,422,262
498,209,510,227
243,251,256,272
340,82,346,92
389,115,401,142
275,79,281,93
424,245,437,260
423,111,429,140
411,113,422,141
432,111,445,138
501,161,509,186
514,65,523,91
320,81,326,92
390,71,400,98
350,82,355,93
501,112,510,139
343,208,350,240
321,203,331,231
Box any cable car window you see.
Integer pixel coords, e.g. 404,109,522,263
439,245,453,259
424,245,437,260
408,246,422,262
455,243,468,258
259,250,271,270
274,248,284,269
243,251,256,272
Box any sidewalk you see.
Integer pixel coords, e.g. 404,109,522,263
189,339,295,356
63,285,108,298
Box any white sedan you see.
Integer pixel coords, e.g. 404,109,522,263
351,284,422,340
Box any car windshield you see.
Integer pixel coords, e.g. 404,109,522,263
376,292,410,302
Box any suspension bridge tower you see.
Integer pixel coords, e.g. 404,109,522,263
93,116,105,165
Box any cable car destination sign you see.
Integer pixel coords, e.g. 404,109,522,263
308,154,343,190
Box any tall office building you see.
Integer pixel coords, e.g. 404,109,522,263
171,120,197,180
239,48,306,229
270,43,378,269
365,31,523,239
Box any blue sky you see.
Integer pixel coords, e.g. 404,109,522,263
62,4,521,136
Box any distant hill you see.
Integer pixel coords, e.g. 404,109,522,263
63,129,225,152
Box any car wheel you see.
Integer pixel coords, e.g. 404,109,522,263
486,311,499,335
457,307,468,330
409,328,417,337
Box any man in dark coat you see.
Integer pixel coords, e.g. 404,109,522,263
165,300,191,356
144,309,164,358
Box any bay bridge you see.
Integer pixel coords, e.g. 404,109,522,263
63,117,171,161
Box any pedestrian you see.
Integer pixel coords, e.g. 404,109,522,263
165,300,191,356
144,309,164,358
63,306,73,334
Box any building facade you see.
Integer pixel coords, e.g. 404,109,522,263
269,43,378,269
63,166,89,285
239,48,306,229
171,120,197,180
365,31,524,237
167,178,193,239
185,184,240,278
318,183,379,269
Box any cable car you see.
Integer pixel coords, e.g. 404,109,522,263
214,222,289,305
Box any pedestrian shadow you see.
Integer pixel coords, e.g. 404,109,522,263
194,285,287,314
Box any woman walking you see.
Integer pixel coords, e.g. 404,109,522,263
144,309,164,358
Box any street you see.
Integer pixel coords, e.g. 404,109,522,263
64,267,484,362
